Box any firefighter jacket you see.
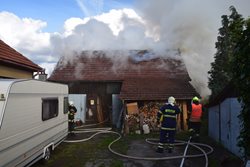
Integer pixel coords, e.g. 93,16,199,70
68,105,77,122
190,103,202,122
157,103,180,130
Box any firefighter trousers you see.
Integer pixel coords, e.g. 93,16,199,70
158,129,176,149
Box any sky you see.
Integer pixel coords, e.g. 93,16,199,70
0,0,250,97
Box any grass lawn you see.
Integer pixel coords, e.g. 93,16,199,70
32,117,244,167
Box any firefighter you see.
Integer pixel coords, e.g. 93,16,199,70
156,96,181,153
68,101,77,135
188,96,203,141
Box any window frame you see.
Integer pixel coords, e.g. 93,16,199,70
42,97,59,121
63,97,69,114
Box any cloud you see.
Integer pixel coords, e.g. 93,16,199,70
51,8,153,56
63,8,144,36
0,12,50,52
0,11,52,64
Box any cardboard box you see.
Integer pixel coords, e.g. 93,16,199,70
126,102,139,115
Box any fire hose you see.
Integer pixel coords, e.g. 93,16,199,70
64,125,213,167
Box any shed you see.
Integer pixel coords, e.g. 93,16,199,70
0,39,42,79
206,82,243,157
48,50,198,131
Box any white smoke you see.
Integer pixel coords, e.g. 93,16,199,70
134,0,250,97
50,0,250,97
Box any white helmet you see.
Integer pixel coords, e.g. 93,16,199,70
69,101,74,106
168,96,175,105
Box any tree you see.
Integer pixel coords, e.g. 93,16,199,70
232,18,250,160
208,6,244,99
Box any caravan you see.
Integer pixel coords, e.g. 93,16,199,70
0,79,68,167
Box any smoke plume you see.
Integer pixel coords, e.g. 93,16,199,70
50,0,250,97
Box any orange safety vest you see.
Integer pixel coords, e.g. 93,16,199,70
190,103,202,120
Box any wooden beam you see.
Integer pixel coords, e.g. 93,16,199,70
182,101,188,130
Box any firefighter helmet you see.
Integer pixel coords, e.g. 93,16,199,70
168,96,175,104
69,101,74,106
192,96,199,102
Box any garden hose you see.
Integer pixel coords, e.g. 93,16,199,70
64,124,213,167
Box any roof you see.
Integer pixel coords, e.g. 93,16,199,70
0,39,42,71
49,50,198,100
120,78,198,100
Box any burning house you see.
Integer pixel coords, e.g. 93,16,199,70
48,50,198,132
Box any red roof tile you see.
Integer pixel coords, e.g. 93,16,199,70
49,51,198,100
0,39,42,71
120,78,197,100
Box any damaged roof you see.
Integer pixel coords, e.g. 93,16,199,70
49,50,198,100
0,39,42,71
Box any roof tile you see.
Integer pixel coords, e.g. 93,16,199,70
0,39,42,71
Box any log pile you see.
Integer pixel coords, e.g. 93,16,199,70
124,101,189,134
125,102,164,134
139,102,163,132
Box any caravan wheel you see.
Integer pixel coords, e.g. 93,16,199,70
43,147,51,161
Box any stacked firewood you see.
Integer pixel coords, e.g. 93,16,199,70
126,102,164,134
139,102,163,132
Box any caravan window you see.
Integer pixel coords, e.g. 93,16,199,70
63,97,69,114
42,98,58,121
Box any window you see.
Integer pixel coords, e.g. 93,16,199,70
42,98,58,121
63,97,69,114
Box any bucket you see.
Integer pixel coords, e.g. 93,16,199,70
143,124,150,134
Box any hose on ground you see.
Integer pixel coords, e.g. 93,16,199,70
64,125,213,167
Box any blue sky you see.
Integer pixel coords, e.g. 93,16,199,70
0,0,134,32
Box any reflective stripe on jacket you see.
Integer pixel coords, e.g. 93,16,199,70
157,103,180,130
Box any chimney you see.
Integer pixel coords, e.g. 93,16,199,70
37,69,48,81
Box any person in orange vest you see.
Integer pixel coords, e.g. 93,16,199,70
188,96,203,141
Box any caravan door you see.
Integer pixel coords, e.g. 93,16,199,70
69,94,86,123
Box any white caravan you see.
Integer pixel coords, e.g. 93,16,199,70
0,79,69,167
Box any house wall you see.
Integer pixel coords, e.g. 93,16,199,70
208,97,242,157
0,64,32,78
68,82,192,132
